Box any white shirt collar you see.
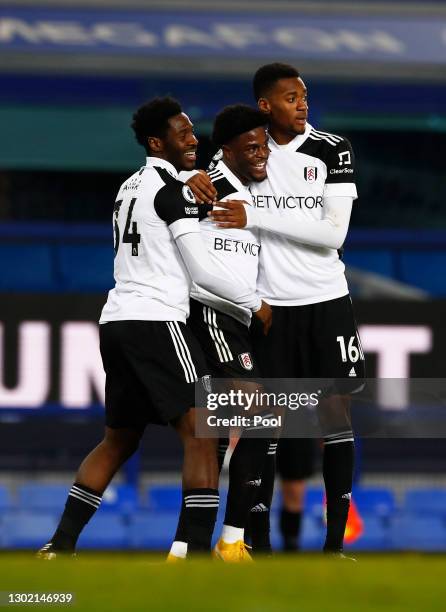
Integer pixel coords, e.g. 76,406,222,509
268,122,313,151
217,159,249,193
145,156,179,178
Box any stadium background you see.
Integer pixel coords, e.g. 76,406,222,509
0,0,446,557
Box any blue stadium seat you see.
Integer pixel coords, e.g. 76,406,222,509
352,487,395,517
128,511,178,549
0,245,56,290
100,484,139,514
18,484,69,511
147,485,182,511
343,250,394,278
0,512,58,548
304,487,325,519
398,251,446,295
300,517,325,550
0,486,13,511
270,511,323,551
56,244,114,291
345,516,391,551
404,489,446,516
78,513,128,549
391,515,446,551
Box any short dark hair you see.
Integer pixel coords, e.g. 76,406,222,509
253,63,300,100
212,104,269,148
131,96,182,154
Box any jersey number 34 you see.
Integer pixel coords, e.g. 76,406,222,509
113,197,141,257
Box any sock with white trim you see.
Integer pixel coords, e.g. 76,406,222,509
220,525,244,544
323,436,354,552
169,540,188,559
183,488,219,553
50,483,102,551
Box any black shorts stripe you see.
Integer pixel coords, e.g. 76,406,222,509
166,321,197,383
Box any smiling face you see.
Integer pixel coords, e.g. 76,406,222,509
223,126,269,185
259,77,308,144
161,112,198,171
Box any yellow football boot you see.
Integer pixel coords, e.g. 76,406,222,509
212,539,253,562
166,553,186,563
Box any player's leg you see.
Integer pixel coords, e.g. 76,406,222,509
216,393,275,560
38,425,144,557
280,479,306,551
186,301,275,560
319,394,355,552
248,306,299,554
246,438,277,555
136,317,220,560
169,407,219,557
276,437,315,552
217,437,230,472
313,295,365,553
37,322,147,558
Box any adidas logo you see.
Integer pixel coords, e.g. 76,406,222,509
246,479,262,487
250,503,268,512
349,367,356,377
342,492,352,500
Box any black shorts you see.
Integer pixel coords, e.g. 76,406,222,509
250,294,365,385
276,438,316,480
188,298,261,378
99,320,209,429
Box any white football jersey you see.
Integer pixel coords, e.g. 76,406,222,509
250,123,357,306
100,157,203,324
191,160,260,327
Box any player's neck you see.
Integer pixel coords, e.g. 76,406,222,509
149,152,181,173
268,127,300,146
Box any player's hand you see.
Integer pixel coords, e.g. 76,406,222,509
254,300,272,336
209,200,248,228
186,171,217,204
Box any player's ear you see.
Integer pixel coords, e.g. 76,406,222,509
148,136,163,153
222,144,233,163
257,97,271,115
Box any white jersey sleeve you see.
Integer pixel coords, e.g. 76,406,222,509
154,168,261,312
246,196,353,250
176,233,261,313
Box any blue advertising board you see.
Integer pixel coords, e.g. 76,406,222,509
0,6,445,65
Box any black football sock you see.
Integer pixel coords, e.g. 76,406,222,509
50,483,102,551
173,499,186,544
224,434,270,530
249,440,277,554
322,436,354,552
182,488,219,553
280,509,302,551
217,438,229,473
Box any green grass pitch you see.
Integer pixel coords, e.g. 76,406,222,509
1,553,445,611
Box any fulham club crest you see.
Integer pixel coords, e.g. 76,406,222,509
238,352,254,371
304,167,318,183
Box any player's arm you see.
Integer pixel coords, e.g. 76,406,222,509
210,138,357,249
175,233,267,314
210,196,352,250
179,169,217,204
154,182,262,312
